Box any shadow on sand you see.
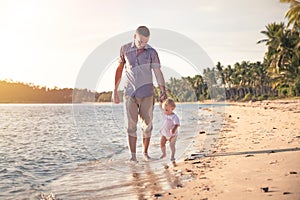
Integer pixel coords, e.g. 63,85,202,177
189,147,300,159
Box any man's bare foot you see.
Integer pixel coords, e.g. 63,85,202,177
126,158,138,164
129,157,137,162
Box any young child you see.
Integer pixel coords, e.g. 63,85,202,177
159,98,180,161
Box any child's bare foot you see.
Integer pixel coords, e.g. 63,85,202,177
172,160,177,167
143,153,152,161
160,154,166,159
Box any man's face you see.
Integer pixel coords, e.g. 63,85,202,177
134,33,149,49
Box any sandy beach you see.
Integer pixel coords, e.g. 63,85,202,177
161,99,300,200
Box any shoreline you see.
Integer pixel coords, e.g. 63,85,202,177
161,99,300,199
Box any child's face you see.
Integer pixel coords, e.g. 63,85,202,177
162,103,174,115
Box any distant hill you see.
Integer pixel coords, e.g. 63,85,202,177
0,80,112,103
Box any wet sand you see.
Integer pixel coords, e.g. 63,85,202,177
161,99,300,200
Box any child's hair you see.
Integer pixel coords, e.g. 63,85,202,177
163,98,176,108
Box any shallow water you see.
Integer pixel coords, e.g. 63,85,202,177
0,103,225,199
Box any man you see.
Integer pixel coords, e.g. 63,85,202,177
113,26,167,161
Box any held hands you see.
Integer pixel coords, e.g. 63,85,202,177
159,91,167,103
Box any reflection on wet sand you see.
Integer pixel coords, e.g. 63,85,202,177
163,165,182,190
43,160,184,200
130,162,178,199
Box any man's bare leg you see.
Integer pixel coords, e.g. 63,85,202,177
128,135,137,161
143,137,151,160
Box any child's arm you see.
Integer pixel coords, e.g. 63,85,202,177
170,114,180,134
159,101,163,111
170,124,180,134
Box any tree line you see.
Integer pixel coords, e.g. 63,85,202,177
0,80,119,103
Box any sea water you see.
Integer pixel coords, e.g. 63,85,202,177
0,103,226,199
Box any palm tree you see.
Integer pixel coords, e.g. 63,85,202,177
258,23,294,87
257,22,285,70
222,65,235,99
280,0,300,32
186,75,206,100
216,62,225,85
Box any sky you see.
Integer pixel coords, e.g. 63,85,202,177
0,0,290,92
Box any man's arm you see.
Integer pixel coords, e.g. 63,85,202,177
113,62,124,104
153,67,167,102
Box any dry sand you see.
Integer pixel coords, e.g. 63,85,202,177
160,99,300,200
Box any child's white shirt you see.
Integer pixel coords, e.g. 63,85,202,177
160,113,180,139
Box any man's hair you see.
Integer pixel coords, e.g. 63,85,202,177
136,26,150,37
